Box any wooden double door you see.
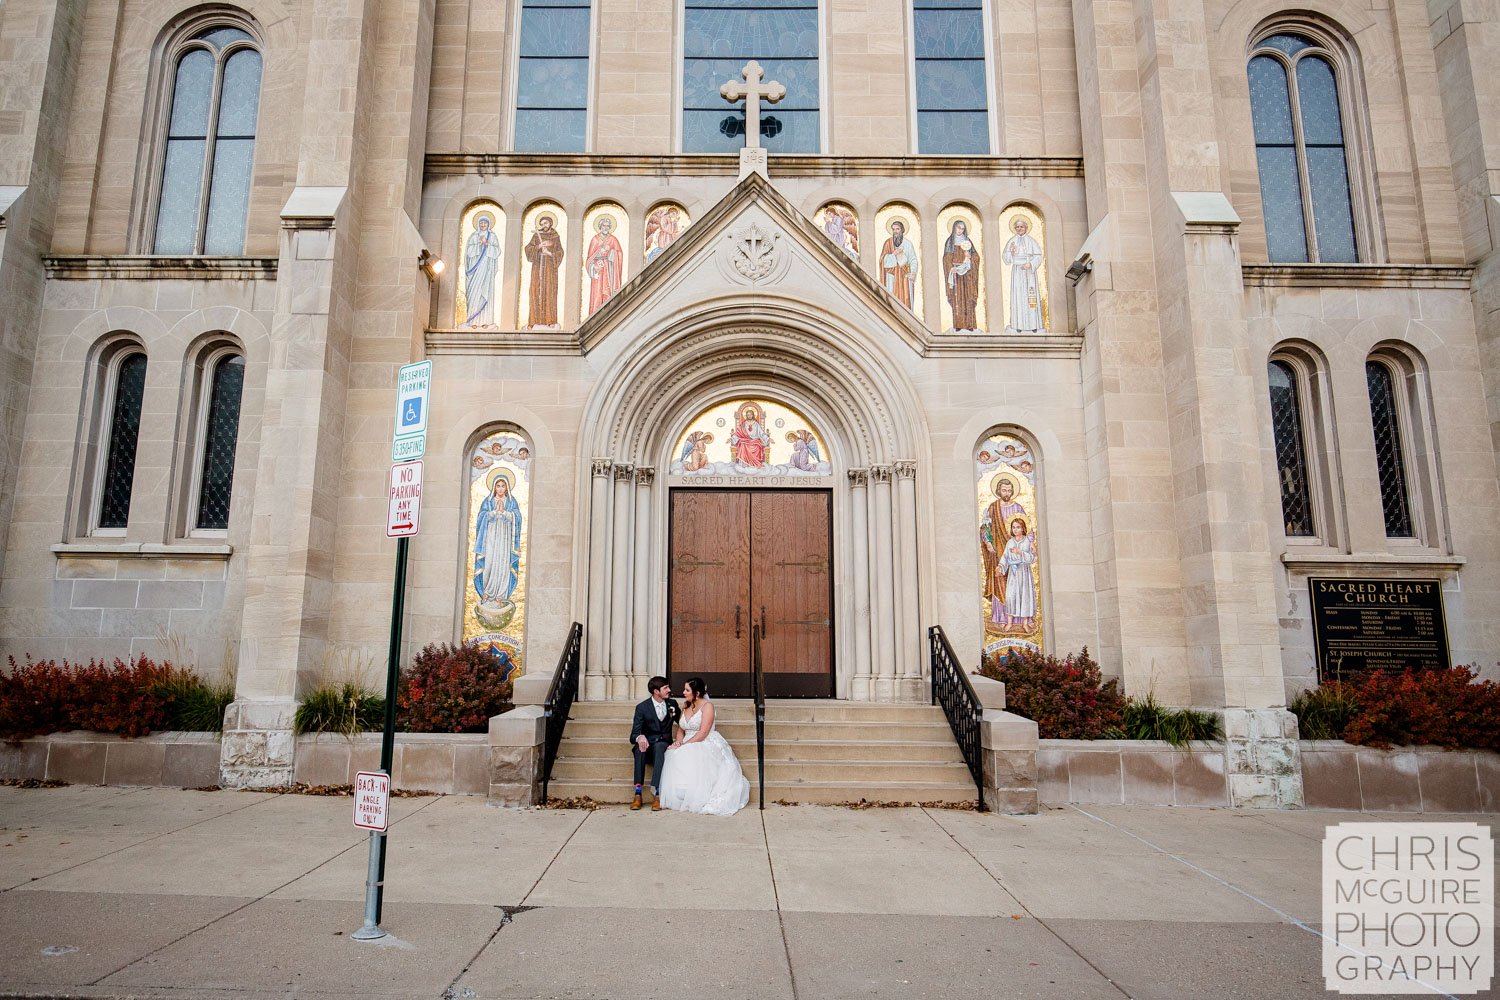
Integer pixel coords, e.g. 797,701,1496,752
668,489,834,698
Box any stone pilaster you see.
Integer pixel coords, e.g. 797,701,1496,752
631,467,655,690
892,460,923,700
0,0,84,583
223,0,380,787
607,463,635,698
847,469,872,700
584,458,613,700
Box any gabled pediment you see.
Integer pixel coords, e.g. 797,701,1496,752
577,172,934,355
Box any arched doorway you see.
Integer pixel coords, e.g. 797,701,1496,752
667,398,836,697
574,307,932,702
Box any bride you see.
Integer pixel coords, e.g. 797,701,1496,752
656,678,750,816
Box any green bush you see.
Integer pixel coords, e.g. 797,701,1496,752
152,671,236,733
1122,694,1223,747
1288,684,1360,741
294,683,386,737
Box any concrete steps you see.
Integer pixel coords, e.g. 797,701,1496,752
546,699,978,805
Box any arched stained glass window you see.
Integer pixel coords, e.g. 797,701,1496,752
914,0,989,153
195,354,245,531
682,0,820,153
98,353,149,531
154,27,263,255
1248,33,1359,263
1366,360,1413,538
514,0,591,151
1268,360,1315,537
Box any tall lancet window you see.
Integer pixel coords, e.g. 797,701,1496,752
682,0,820,153
194,353,246,531
98,352,149,531
514,0,592,151
1268,360,1315,537
1247,32,1359,263
914,0,990,153
154,27,263,255
1366,360,1413,538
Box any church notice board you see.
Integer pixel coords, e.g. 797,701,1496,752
1308,578,1450,679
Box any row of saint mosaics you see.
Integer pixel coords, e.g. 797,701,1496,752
452,198,1054,335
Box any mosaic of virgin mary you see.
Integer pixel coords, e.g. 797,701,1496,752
474,466,523,628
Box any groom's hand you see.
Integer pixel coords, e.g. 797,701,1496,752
636,735,648,752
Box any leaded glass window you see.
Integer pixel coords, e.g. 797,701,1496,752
1268,361,1315,537
154,27,262,254
914,0,988,154
98,353,148,531
1366,361,1413,538
1248,34,1358,263
195,354,245,531
515,0,591,151
682,0,820,153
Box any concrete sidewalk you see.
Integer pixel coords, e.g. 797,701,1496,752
0,785,1491,999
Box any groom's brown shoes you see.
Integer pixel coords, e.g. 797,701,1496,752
630,793,642,810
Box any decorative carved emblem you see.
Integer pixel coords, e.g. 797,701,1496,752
734,223,779,280
870,465,893,484
723,222,784,284
635,467,656,487
613,462,636,482
847,468,870,488
893,460,917,480
590,458,613,477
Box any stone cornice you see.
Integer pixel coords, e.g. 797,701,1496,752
425,329,582,355
52,541,233,559
44,255,278,281
1242,264,1473,289
425,152,1085,179
1281,551,1467,573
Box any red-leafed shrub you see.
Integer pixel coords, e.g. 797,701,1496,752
1294,665,1500,750
0,658,76,738
1,655,211,739
397,643,514,734
978,646,1126,739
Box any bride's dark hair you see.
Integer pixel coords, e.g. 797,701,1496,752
684,677,708,700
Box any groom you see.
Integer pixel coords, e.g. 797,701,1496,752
629,675,679,811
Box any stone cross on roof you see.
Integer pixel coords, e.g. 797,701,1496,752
721,60,785,177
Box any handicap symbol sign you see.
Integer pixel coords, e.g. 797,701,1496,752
402,398,423,429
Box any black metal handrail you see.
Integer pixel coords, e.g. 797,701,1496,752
751,623,766,811
928,625,986,811
540,621,584,803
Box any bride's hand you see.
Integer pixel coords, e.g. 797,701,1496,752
668,740,683,749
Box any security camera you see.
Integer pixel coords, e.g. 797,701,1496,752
1066,252,1093,285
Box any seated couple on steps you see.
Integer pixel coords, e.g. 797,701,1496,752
630,675,750,816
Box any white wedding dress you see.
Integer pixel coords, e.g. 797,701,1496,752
657,701,750,816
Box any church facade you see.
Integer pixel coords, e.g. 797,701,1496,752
1,0,1498,803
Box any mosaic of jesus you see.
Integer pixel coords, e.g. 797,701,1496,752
670,399,832,477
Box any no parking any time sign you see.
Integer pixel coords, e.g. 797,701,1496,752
387,460,423,538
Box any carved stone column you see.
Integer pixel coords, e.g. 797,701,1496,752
893,460,922,698
847,470,872,700
607,463,636,699
584,459,612,700
869,465,896,701
631,468,655,690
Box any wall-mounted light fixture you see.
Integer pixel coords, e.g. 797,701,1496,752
418,249,445,279
1065,252,1093,285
